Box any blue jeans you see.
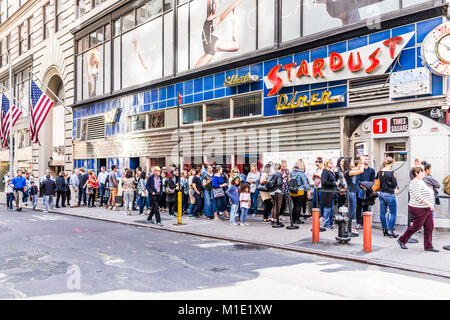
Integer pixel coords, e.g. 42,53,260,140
251,190,259,215
323,206,334,228
203,189,214,217
230,204,239,224
379,192,397,231
312,189,324,217
348,192,357,220
240,207,249,223
139,196,150,213
6,193,14,209
31,195,37,208
44,195,54,211
78,187,87,205
98,183,106,205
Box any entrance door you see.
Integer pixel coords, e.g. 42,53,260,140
378,138,410,223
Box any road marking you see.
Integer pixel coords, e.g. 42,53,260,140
35,215,70,221
97,252,124,265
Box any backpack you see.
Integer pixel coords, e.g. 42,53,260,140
288,179,299,193
265,174,276,190
443,174,450,195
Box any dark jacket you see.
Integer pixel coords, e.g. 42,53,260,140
166,178,177,203
321,169,337,208
56,176,67,192
268,171,283,193
29,185,38,196
41,178,56,196
146,174,163,196
78,174,89,190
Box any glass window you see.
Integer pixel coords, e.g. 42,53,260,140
19,24,26,55
164,0,173,11
164,11,174,76
177,3,188,72
359,0,399,21
149,111,165,128
56,0,63,32
82,35,89,51
233,94,261,118
282,0,300,42
43,3,51,40
76,0,86,18
122,11,135,33
77,55,82,101
113,18,121,36
206,100,230,122
403,0,428,7
97,27,104,43
104,41,111,93
131,114,147,131
258,0,275,49
137,0,163,24
183,105,202,124
27,17,33,50
105,24,111,40
121,16,163,88
384,142,407,162
90,31,98,47
113,37,121,90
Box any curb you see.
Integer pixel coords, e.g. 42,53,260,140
3,203,450,280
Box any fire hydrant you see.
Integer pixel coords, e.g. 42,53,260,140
334,206,351,243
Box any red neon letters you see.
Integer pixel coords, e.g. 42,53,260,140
266,36,405,96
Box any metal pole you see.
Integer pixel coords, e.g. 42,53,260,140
7,52,13,176
174,93,185,226
29,69,72,114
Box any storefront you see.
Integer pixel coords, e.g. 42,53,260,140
72,1,449,223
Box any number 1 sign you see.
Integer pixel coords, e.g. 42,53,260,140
373,118,388,134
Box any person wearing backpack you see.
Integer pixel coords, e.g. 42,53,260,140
290,159,310,224
268,163,284,227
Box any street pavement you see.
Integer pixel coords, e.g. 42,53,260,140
1,195,449,278
0,206,449,300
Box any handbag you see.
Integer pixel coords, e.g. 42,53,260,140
372,171,382,192
86,187,94,195
213,188,225,198
256,183,268,192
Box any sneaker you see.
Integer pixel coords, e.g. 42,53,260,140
251,214,256,218
240,223,246,226
230,222,238,226
112,207,117,211
263,220,271,224
424,248,439,252
147,220,154,224
244,222,250,226
157,222,163,227
33,206,36,210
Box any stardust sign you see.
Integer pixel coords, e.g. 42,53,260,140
264,32,415,96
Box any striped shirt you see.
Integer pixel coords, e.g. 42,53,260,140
409,179,435,208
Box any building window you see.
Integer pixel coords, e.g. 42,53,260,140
55,0,63,32
131,114,146,131
0,40,3,68
19,24,26,55
27,17,33,51
6,34,11,62
43,3,51,40
15,70,30,112
182,105,202,125
148,111,164,129
76,0,86,18
17,129,31,149
76,24,111,100
92,0,107,8
233,94,261,118
206,100,230,122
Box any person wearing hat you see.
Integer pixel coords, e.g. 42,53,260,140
146,166,163,226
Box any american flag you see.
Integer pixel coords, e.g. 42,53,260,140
30,80,54,145
1,94,22,149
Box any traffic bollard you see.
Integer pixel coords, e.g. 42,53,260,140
363,212,372,253
173,191,185,226
312,208,320,243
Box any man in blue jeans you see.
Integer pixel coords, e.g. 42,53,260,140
97,166,109,207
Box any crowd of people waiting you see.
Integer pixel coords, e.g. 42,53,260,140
2,155,449,251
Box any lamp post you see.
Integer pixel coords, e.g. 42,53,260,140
6,51,13,177
174,92,185,226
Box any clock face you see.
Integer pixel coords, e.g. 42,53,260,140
421,23,450,76
437,34,450,64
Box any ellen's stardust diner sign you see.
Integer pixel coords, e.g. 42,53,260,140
263,32,415,97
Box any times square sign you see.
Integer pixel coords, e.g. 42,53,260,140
263,32,415,102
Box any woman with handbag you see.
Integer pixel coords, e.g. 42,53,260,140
121,169,136,216
85,170,99,208
268,163,284,226
377,157,399,238
258,164,273,223
290,159,310,224
138,171,150,216
165,171,178,216
335,157,347,208
211,165,229,220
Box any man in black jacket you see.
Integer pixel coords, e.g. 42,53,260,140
146,166,163,226
78,168,88,206
55,171,67,208
41,173,57,212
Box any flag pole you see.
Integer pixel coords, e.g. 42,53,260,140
7,52,13,176
0,84,29,117
29,68,72,114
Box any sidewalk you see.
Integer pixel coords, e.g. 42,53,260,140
2,194,450,278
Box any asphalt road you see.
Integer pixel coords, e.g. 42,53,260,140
0,207,449,299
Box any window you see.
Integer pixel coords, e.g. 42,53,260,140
76,0,86,18
6,34,11,62
93,0,107,8
233,94,261,118
17,129,31,149
0,40,3,68
76,24,111,100
136,0,163,24
27,17,33,50
258,0,275,49
19,24,26,55
121,11,135,33
182,105,202,124
206,100,230,122
43,3,51,40
282,0,301,42
55,0,63,32
131,114,146,131
14,70,29,112
148,111,164,129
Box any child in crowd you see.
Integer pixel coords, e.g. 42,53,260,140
226,176,241,226
6,178,14,211
29,181,38,210
239,183,251,226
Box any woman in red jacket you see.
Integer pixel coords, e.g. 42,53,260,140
85,170,99,208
